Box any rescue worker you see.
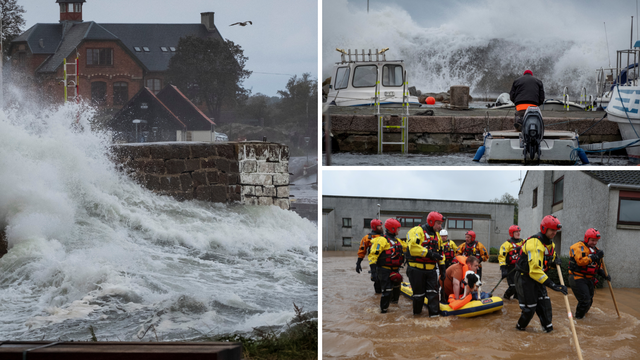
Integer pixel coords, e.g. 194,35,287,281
498,225,523,300
568,228,611,319
509,69,545,131
456,230,489,280
442,255,479,301
356,219,384,293
440,229,458,268
369,218,407,313
406,212,446,317
514,215,567,332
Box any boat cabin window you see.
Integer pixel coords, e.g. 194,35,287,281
353,65,378,87
335,67,350,90
383,64,404,87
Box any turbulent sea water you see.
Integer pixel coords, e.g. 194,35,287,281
0,103,317,341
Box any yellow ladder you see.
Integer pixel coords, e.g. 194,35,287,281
377,70,409,154
63,54,79,103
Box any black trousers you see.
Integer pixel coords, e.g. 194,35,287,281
569,275,595,319
504,265,517,299
377,267,400,312
370,264,382,293
515,272,553,331
514,110,526,130
407,266,439,316
477,266,483,280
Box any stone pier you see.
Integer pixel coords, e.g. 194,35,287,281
111,142,290,209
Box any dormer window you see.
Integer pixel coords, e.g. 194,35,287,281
143,47,150,52
134,47,141,52
169,47,176,52
160,47,168,52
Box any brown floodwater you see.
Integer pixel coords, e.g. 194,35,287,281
323,255,640,359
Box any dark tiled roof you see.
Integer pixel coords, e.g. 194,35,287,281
157,85,215,130
100,24,222,72
36,22,93,73
583,171,640,186
12,24,62,54
111,86,186,129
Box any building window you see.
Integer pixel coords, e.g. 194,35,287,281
532,187,538,208
382,64,403,87
113,82,128,105
60,3,66,13
342,218,352,227
169,47,176,52
342,237,352,247
396,216,421,228
553,176,564,206
352,65,377,88
143,47,150,52
86,48,113,66
91,81,107,105
448,218,473,229
17,52,26,65
364,218,373,228
146,78,162,94
134,47,142,52
334,67,350,90
160,47,168,52
74,3,82,12
618,191,640,225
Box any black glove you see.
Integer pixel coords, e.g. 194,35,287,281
500,266,508,279
597,269,611,282
589,254,599,263
439,265,446,281
428,250,443,261
356,258,363,273
554,258,562,267
596,249,604,260
543,278,568,295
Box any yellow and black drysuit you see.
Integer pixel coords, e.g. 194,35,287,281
456,240,489,279
369,231,407,313
568,241,608,319
514,232,567,332
405,224,445,316
442,239,458,268
498,237,523,300
356,230,383,293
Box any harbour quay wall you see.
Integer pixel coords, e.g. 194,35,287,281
330,114,621,153
111,142,290,209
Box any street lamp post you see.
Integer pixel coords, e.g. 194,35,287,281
304,136,310,165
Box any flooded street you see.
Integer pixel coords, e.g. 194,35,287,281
323,255,640,359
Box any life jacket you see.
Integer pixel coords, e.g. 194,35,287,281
377,235,405,268
461,241,481,257
442,241,456,263
569,242,600,278
505,238,522,266
405,229,440,264
515,234,555,273
448,293,472,310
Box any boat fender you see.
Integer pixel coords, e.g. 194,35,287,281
472,146,485,161
576,148,589,164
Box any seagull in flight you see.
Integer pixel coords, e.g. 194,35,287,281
230,21,252,26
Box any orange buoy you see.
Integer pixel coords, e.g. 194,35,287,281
425,96,436,105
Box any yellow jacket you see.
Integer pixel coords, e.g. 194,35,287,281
406,225,445,269
498,238,523,267
521,236,556,284
369,234,407,267
359,233,382,261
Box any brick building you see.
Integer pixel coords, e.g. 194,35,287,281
9,0,223,109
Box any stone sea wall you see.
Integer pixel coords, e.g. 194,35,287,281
111,142,290,209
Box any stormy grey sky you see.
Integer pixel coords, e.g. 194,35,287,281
19,0,317,97
322,170,524,202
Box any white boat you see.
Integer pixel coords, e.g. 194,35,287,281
326,48,422,107
605,47,640,164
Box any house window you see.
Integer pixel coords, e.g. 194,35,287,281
533,187,538,208
352,65,377,88
382,64,403,87
342,237,352,247
448,218,473,229
86,48,113,66
160,47,168,52
134,47,142,52
60,3,66,12
396,216,421,228
618,191,640,225
17,52,26,65
169,47,176,52
113,82,128,105
364,218,373,228
553,176,564,206
143,47,150,52
334,67,350,90
342,218,352,227
91,81,107,105
146,78,162,94
74,3,82,12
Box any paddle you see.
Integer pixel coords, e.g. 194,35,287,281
556,264,584,360
488,268,516,297
601,259,621,318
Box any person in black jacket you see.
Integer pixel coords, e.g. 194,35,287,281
509,70,545,131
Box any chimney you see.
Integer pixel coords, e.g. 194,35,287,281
57,0,86,23
201,12,215,32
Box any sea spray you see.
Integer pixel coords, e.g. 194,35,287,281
0,102,317,341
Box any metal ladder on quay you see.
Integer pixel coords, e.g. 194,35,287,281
377,69,410,154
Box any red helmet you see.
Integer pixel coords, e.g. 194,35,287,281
508,225,521,238
385,218,402,234
465,230,476,241
584,228,601,242
370,219,382,230
540,215,562,233
427,211,444,227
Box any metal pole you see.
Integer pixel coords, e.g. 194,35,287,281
324,108,332,166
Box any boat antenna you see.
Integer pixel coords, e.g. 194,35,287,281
631,16,634,49
604,22,611,67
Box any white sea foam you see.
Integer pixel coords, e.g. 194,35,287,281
0,100,317,341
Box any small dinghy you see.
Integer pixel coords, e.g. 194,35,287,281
400,282,503,318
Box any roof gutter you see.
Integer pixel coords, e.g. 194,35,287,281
607,183,640,191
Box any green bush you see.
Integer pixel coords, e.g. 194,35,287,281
488,255,498,263
489,247,499,255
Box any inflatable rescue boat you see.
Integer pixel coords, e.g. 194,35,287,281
400,282,503,318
